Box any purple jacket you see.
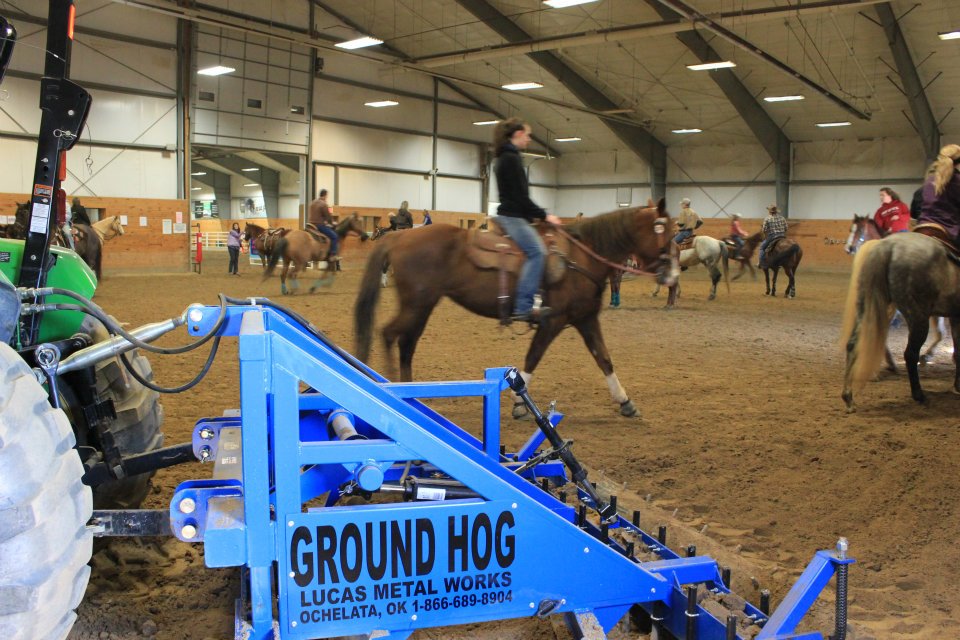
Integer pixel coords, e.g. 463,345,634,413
920,172,960,239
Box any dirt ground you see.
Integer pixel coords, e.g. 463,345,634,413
68,252,960,639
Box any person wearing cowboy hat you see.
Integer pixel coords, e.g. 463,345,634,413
673,197,701,246
758,204,788,269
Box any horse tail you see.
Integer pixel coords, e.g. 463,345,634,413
354,239,392,362
840,239,891,394
720,241,730,293
265,236,287,279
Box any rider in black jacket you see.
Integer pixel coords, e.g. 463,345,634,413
493,118,561,322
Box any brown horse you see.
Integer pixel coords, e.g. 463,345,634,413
243,222,288,271
6,202,103,278
761,235,803,297
725,232,760,281
354,201,680,418
264,215,367,294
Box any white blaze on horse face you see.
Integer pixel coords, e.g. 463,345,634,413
844,223,857,254
605,373,629,404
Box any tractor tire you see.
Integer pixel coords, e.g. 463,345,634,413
0,342,93,640
89,343,165,509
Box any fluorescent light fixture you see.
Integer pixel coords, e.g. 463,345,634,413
241,167,259,172
672,128,702,134
502,82,543,91
190,187,202,191
544,0,598,7
243,183,259,187
336,36,383,50
190,171,206,176
364,100,399,108
521,151,548,159
473,120,500,126
938,31,960,40
816,121,851,128
555,137,581,142
686,61,736,71
764,95,805,102
197,65,235,76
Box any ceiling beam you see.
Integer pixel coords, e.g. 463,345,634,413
875,2,939,161
645,1,791,213
651,0,871,121
412,0,889,69
309,0,561,158
451,0,668,197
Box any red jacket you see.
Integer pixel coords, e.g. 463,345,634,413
873,200,910,234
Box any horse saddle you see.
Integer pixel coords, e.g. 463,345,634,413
676,235,697,251
261,228,289,253
914,223,960,262
465,221,568,285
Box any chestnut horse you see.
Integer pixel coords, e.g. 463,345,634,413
264,215,367,294
354,201,680,418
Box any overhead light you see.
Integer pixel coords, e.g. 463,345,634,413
190,171,207,176
197,65,235,76
521,151,548,159
672,128,702,134
686,61,736,71
502,82,543,91
364,100,399,107
241,167,259,172
764,95,805,102
473,120,499,126
555,137,581,142
243,183,259,187
336,36,383,50
190,187,202,191
816,121,851,128
938,31,960,40
544,0,598,7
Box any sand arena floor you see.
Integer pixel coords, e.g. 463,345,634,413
68,253,959,639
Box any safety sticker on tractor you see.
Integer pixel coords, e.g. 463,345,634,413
33,184,53,198
29,203,50,235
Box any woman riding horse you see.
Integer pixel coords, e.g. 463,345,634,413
354,202,679,418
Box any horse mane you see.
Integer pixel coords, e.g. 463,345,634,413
245,222,267,234
574,207,651,257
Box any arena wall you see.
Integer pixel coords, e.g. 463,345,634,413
0,193,191,273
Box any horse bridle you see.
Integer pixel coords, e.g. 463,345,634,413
552,216,674,279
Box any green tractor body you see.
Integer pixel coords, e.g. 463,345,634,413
0,237,97,343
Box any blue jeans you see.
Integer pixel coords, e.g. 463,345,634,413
674,228,693,245
496,215,546,315
312,224,339,255
758,235,782,266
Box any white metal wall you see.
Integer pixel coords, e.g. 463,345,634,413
1,5,179,199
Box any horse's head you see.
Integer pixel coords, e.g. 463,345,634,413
112,216,125,236
845,214,878,255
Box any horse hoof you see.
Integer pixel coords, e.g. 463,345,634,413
707,294,716,301
309,287,316,294
619,400,639,418
913,392,927,403
511,402,530,420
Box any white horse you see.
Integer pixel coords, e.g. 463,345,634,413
91,215,125,242
653,235,730,304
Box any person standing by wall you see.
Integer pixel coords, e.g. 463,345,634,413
307,189,339,258
227,222,242,275
492,117,562,323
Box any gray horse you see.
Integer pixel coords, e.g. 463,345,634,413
653,235,729,306
841,234,960,411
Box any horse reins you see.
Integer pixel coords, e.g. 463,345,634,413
551,221,670,278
